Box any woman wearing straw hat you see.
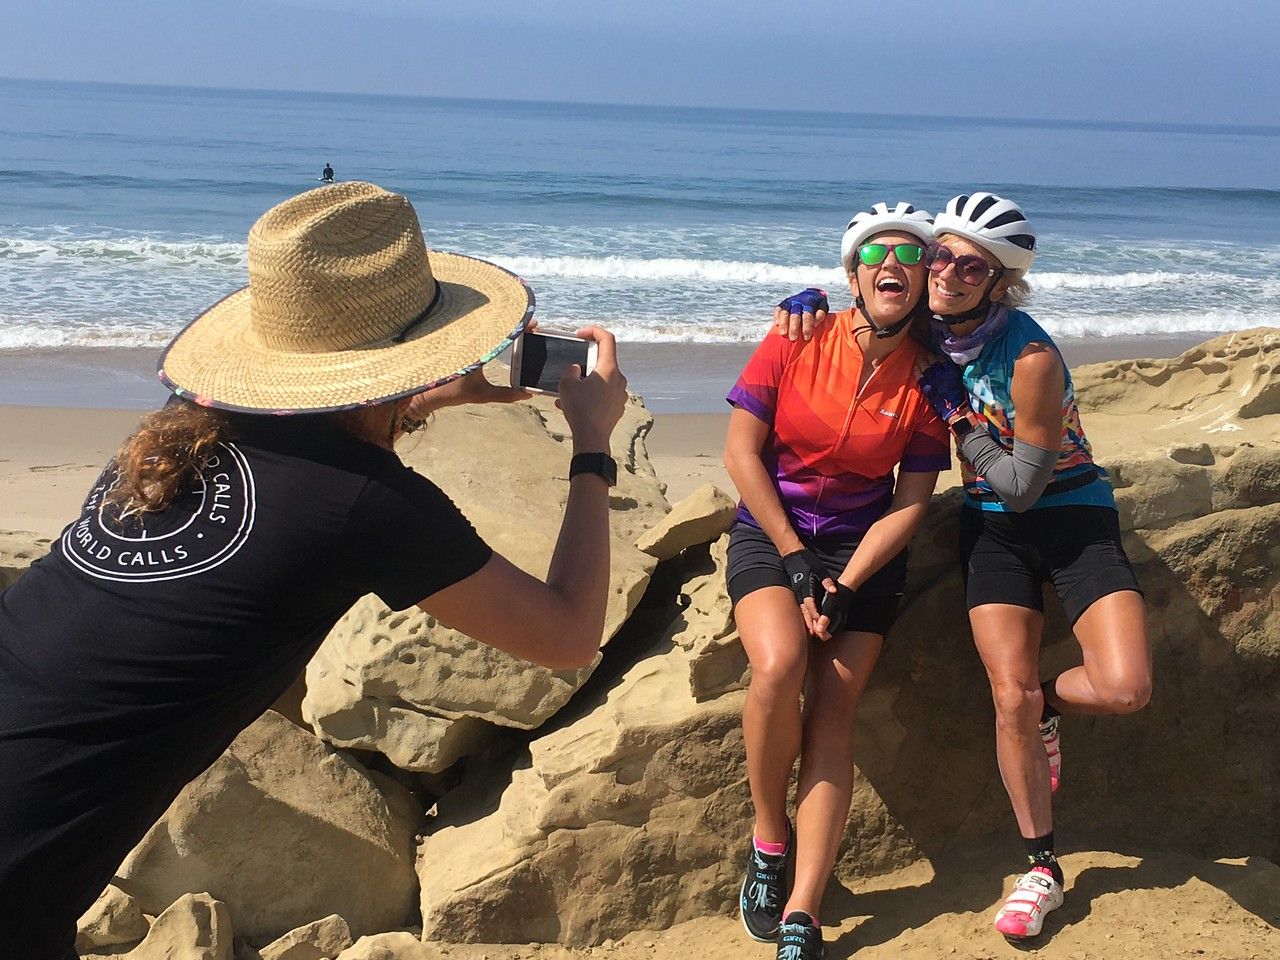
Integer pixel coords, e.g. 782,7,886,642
0,182,627,959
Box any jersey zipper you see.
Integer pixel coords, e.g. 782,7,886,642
808,351,887,537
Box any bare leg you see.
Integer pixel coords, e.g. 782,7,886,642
970,603,1052,839
1046,590,1152,716
784,630,883,919
737,586,811,843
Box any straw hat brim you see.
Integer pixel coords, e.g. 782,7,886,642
158,251,534,413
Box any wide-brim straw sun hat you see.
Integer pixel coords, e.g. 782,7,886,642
159,181,534,413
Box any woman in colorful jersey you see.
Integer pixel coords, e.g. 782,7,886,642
916,192,1151,940
723,202,950,960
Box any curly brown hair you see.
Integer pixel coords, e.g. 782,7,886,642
104,400,232,514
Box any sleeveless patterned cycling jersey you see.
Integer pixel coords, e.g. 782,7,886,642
960,309,1115,512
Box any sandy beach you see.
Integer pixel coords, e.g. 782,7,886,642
0,332,1211,537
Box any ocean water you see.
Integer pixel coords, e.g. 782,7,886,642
2,77,1279,356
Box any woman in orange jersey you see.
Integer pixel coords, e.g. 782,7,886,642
723,202,950,960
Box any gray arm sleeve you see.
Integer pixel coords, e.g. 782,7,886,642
957,432,1059,513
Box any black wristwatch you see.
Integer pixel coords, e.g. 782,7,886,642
951,416,976,438
569,452,618,487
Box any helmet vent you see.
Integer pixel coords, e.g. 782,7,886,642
986,209,1029,230
970,195,1000,220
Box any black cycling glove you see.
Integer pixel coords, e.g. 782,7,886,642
818,582,856,636
781,549,828,607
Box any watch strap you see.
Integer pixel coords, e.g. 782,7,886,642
569,452,617,487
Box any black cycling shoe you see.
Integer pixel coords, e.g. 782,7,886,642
739,822,793,942
776,911,825,959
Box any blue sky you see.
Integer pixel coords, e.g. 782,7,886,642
3,0,1278,126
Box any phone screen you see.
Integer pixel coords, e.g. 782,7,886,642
518,333,589,392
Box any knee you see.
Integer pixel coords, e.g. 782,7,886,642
749,651,806,706
1098,676,1152,714
989,677,1043,732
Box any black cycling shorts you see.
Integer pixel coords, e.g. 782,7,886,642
725,521,907,637
960,504,1142,626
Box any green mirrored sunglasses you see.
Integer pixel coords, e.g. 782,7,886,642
858,242,925,267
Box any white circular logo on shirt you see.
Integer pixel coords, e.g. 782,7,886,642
61,443,257,583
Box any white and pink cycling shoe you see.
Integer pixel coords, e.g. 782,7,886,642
994,865,1064,939
1040,715,1061,793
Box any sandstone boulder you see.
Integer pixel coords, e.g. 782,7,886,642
259,915,353,960
334,933,438,960
418,642,751,947
76,883,150,951
303,393,667,773
659,534,748,702
116,711,420,941
634,483,736,561
122,892,232,960
1073,328,1280,424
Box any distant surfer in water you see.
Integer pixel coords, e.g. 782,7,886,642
321,163,335,182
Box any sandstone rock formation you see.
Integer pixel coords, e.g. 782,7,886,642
122,892,232,960
116,711,420,942
303,394,668,772
413,329,1280,945
418,642,751,947
677,534,751,701
258,915,353,960
76,884,150,952
334,933,438,960
634,482,736,561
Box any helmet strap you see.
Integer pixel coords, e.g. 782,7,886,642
854,294,914,340
932,267,1005,327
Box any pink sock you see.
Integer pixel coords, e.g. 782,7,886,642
753,836,788,856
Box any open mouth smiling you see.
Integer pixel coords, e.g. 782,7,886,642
876,277,906,295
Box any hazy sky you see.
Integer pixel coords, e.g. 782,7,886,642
4,0,1278,126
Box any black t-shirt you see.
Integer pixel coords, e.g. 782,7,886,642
0,411,491,764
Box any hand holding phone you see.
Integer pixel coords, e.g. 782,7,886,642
510,329,599,395
553,326,627,454
400,366,531,425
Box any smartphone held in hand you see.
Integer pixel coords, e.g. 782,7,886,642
510,330,598,395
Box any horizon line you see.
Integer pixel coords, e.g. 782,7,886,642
5,74,1280,139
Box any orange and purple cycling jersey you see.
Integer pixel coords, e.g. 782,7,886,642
727,309,951,539
960,310,1115,511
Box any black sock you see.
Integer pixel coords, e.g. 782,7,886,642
1022,832,1064,886
1040,679,1060,723
783,911,818,928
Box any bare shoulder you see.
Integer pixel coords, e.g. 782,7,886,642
1014,342,1064,381
1016,340,1060,364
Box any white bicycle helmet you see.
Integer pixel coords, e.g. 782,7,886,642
933,192,1036,271
840,202,934,272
